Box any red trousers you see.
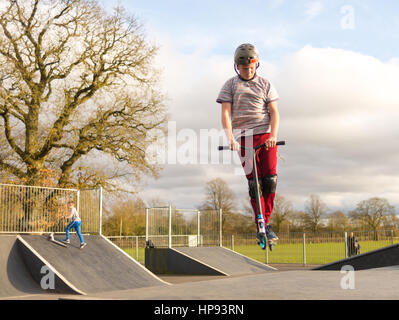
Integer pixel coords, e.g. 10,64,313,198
239,133,278,225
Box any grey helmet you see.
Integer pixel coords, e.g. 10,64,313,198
234,43,259,66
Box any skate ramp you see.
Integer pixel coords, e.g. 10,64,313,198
20,234,168,294
146,246,275,276
314,243,399,271
0,235,43,298
175,247,276,275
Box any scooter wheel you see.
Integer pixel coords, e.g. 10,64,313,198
258,234,267,250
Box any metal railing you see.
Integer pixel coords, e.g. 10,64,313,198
145,206,221,248
107,230,399,266
222,230,399,265
0,183,102,234
107,235,146,262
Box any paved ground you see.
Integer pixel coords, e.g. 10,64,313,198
157,264,320,284
63,267,399,300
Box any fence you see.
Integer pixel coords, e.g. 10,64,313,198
145,206,221,248
222,230,399,265
108,235,146,262
108,230,399,266
0,183,102,234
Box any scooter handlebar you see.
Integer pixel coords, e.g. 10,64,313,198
218,140,285,151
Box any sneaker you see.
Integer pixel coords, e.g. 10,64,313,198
61,239,70,244
80,242,87,249
265,224,279,241
256,231,266,250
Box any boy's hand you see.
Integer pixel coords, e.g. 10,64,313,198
229,139,241,151
265,136,277,149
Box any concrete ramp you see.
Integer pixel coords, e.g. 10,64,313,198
0,235,43,298
145,246,275,276
19,234,168,294
314,243,399,271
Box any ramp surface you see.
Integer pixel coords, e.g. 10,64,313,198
314,243,399,271
0,235,43,298
174,246,275,275
20,234,167,294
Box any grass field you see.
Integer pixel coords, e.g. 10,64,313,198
231,240,399,265
120,239,399,266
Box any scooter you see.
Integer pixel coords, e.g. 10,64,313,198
219,140,285,251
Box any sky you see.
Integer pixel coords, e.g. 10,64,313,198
100,0,399,214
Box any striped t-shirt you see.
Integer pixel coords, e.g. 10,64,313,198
216,75,279,139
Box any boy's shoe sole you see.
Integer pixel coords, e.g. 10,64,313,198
80,243,87,249
61,240,70,244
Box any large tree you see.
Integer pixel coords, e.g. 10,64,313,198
199,178,236,213
349,197,395,233
198,177,239,234
0,0,166,190
272,194,293,233
327,210,350,232
304,194,328,232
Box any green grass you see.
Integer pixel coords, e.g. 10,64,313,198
122,247,145,263
230,240,399,265
118,239,399,266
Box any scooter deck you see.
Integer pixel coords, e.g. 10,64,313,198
49,238,68,248
47,233,67,248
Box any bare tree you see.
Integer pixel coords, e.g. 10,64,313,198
327,210,350,232
272,194,293,233
286,210,308,232
199,178,236,213
304,194,328,232
0,0,166,190
349,197,395,235
198,177,238,233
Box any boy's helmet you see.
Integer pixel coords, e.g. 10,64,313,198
234,43,259,65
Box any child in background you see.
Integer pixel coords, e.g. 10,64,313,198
62,200,87,249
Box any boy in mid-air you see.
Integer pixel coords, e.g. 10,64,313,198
62,200,87,249
216,43,280,249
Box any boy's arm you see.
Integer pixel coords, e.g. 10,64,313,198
62,208,74,219
266,100,280,148
221,102,240,150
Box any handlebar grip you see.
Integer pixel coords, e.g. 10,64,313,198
218,140,285,150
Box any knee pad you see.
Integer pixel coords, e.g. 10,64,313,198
261,174,277,194
248,177,262,199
